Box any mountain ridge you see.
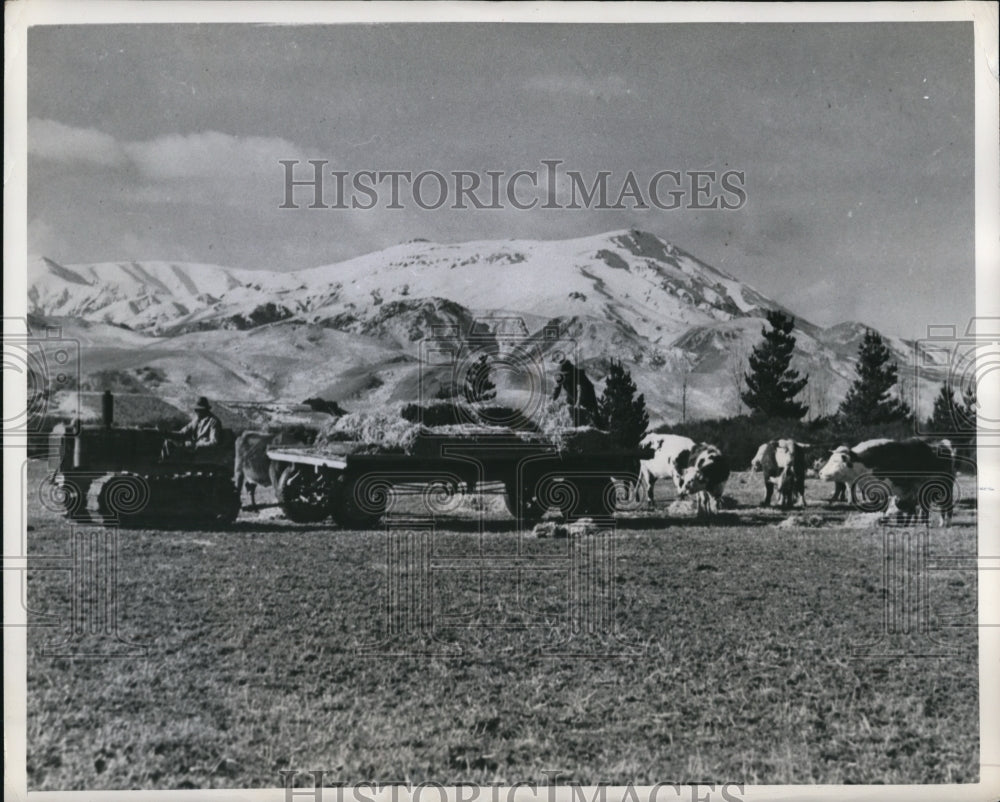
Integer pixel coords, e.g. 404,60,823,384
27,229,944,423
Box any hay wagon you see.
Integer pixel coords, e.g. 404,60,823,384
267,425,648,527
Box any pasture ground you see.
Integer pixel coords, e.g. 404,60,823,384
22,459,979,789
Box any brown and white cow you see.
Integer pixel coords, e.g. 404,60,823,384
234,431,282,511
888,439,957,526
636,433,697,506
818,438,956,525
750,439,808,508
677,443,731,515
816,439,893,504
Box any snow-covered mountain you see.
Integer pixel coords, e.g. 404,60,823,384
27,230,944,423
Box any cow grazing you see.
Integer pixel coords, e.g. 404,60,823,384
750,439,808,508
818,438,956,525
678,443,731,516
234,428,317,510
636,433,698,506
553,359,601,426
775,440,806,509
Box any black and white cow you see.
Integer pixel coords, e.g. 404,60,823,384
677,443,731,515
636,433,697,506
818,438,956,525
750,439,807,508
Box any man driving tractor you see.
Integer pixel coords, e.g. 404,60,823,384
161,396,225,459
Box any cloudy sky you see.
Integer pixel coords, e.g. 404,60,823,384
27,23,973,338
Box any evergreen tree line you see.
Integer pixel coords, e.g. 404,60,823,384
453,310,977,468
669,310,977,468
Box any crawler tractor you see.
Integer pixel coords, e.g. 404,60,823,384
46,392,240,527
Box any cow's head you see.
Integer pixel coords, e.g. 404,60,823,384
678,447,722,495
818,446,862,483
749,442,770,472
775,439,798,456
777,464,798,496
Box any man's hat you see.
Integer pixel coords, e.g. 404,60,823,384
194,397,212,411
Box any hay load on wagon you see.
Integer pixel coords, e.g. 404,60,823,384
266,401,649,526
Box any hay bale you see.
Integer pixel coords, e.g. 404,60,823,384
567,518,603,537
317,406,421,453
775,514,825,528
531,518,603,538
531,522,563,538
668,498,700,517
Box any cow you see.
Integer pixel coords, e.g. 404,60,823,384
677,443,731,516
234,427,317,510
816,439,893,504
553,359,602,427
890,439,957,526
818,438,956,525
811,453,845,500
750,439,808,508
234,431,282,511
635,433,697,506
775,440,807,509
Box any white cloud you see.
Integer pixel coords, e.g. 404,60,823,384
28,118,309,181
124,131,307,181
27,217,61,255
28,118,126,166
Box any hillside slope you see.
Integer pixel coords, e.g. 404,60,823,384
27,230,945,424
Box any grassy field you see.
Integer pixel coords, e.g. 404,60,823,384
23,459,979,789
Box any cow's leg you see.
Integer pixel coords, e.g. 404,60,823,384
698,491,712,517
647,475,657,509
248,482,258,512
763,479,773,507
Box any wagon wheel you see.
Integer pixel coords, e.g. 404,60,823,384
330,475,387,529
56,476,92,521
574,478,619,517
275,465,331,524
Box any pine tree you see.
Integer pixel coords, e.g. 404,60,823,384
961,384,977,423
960,384,978,463
597,359,649,448
838,329,911,424
927,383,959,433
463,354,496,403
741,311,809,419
